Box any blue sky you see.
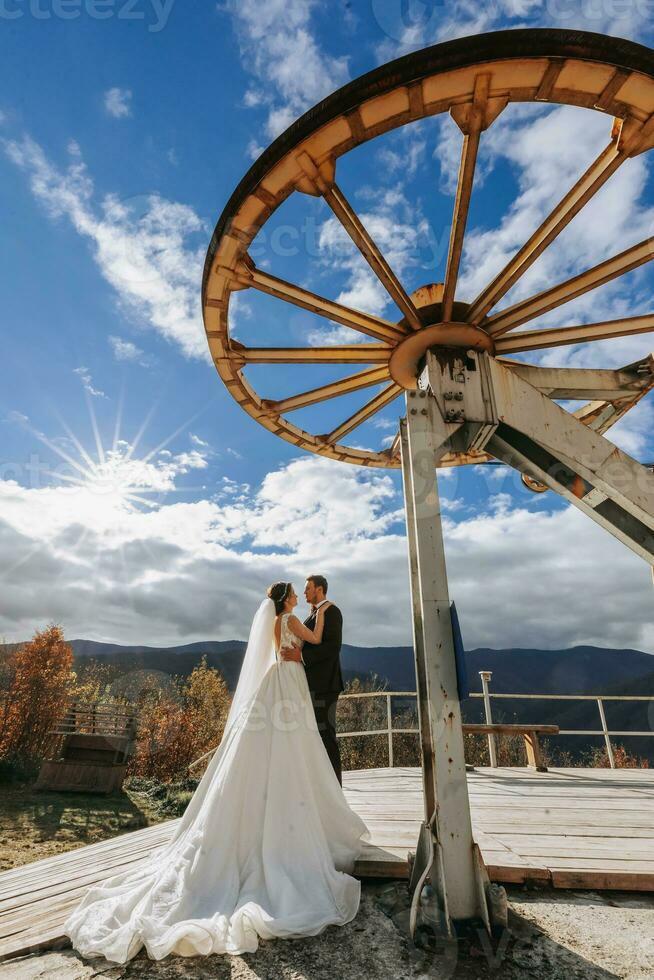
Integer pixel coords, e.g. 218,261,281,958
1,1,654,652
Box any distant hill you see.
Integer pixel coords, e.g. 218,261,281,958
3,638,653,763
66,638,654,697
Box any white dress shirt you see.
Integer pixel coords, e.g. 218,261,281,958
301,598,329,666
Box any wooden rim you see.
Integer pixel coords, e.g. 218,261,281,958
203,28,654,468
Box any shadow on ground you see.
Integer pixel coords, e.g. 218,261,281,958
0,781,149,871
4,881,650,979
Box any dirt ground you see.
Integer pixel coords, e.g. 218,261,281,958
0,783,160,872
2,881,653,980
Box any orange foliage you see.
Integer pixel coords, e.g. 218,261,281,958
128,657,231,782
183,656,231,763
585,742,650,769
0,625,75,766
129,694,195,782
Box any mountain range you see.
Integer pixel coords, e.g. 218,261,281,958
66,638,654,764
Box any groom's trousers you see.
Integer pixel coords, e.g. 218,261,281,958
310,691,342,786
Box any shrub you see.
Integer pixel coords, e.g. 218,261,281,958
0,625,74,771
128,657,231,782
582,742,649,769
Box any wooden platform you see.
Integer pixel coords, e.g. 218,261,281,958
1,766,653,961
352,766,654,890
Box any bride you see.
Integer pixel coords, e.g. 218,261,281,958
63,581,370,963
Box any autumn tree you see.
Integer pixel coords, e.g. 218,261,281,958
183,655,231,762
129,685,194,782
71,657,123,705
128,657,232,782
0,625,75,768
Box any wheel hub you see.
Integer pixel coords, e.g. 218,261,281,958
389,284,495,391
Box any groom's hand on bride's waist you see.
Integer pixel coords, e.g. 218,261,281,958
279,647,303,662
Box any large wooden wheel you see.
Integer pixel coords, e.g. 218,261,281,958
202,28,654,469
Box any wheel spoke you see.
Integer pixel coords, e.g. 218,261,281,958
233,262,405,344
325,185,423,330
466,136,625,325
230,341,392,364
495,313,654,354
442,75,499,321
263,366,391,413
487,236,654,336
324,383,402,444
442,126,482,322
295,154,423,332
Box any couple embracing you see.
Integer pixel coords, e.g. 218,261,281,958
271,574,344,784
64,574,369,964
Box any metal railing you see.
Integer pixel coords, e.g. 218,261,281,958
474,670,654,769
189,690,420,773
337,690,418,768
188,673,653,773
337,672,654,770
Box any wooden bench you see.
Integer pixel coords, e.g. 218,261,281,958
463,723,559,772
35,701,138,794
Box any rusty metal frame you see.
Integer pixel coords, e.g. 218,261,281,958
204,28,654,469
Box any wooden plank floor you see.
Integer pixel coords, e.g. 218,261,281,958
1,766,653,961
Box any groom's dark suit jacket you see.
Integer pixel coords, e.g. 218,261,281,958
302,604,344,694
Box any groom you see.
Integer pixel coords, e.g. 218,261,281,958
279,574,344,785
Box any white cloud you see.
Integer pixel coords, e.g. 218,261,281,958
474,463,511,482
5,410,29,424
246,138,264,160
104,87,132,119
4,136,208,358
223,0,349,140
372,417,398,431
0,448,651,653
243,89,264,108
73,366,106,399
376,127,427,180
442,493,654,652
109,336,145,363
604,398,654,460
170,450,210,473
375,0,654,61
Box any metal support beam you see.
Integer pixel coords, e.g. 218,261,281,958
395,338,654,939
400,418,436,820
420,349,654,565
400,392,483,928
499,357,653,401
487,425,654,563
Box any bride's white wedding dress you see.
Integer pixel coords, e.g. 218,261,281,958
63,599,370,963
